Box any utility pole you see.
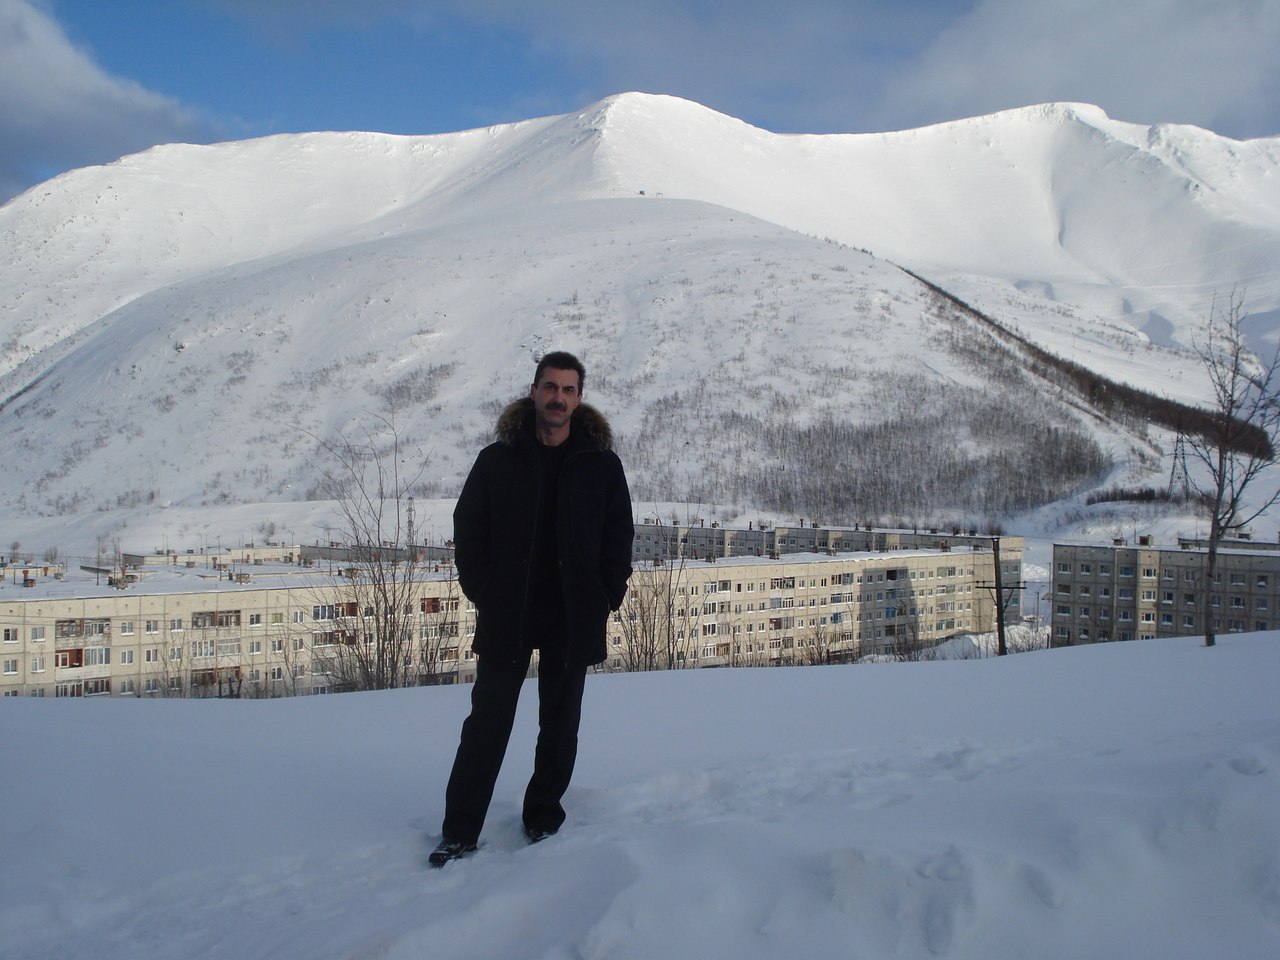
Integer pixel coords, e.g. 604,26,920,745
993,537,1006,656
976,537,1027,656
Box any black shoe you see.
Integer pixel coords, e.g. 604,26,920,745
523,823,558,844
428,838,477,868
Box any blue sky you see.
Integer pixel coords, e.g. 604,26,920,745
3,0,1280,202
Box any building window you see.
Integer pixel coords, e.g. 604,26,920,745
2,658,17,674
119,621,135,635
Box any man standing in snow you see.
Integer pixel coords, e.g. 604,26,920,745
429,351,634,867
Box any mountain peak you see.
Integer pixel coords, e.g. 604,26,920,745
2,93,1278,540
576,92,763,141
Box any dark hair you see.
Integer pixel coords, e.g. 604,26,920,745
533,350,586,392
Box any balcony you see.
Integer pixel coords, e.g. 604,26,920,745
55,662,111,681
54,620,111,647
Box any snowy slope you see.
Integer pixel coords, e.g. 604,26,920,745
1,92,1278,543
581,97,1280,356
2,634,1278,960
6,94,1276,370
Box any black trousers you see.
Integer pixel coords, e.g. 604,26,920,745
440,648,589,845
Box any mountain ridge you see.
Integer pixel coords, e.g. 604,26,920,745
1,92,1277,545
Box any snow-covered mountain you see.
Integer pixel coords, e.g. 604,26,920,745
2,93,1278,547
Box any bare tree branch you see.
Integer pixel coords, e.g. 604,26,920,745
307,417,441,690
1180,291,1280,646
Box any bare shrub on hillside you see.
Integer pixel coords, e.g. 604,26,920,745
375,362,456,412
617,368,1108,522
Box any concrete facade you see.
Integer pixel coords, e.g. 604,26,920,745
1050,540,1279,644
2,531,1023,698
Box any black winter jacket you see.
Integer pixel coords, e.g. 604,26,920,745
453,397,634,665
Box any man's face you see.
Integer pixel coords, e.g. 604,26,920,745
530,366,582,431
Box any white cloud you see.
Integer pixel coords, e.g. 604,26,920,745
195,1,1280,138
867,0,1280,137
0,0,213,202
200,0,953,134
386,0,1280,137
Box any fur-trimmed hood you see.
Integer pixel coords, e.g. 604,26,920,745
494,396,615,451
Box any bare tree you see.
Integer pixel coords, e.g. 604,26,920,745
616,559,700,671
1182,292,1280,646
415,568,462,685
614,564,669,672
312,418,433,689
799,616,836,665
888,615,935,662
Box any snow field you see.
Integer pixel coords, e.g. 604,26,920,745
3,633,1278,959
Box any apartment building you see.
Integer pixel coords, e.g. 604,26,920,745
607,544,1018,670
0,559,472,699
633,517,1013,562
1050,539,1280,644
2,536,1022,698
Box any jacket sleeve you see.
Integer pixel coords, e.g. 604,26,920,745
452,450,492,605
600,453,635,610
